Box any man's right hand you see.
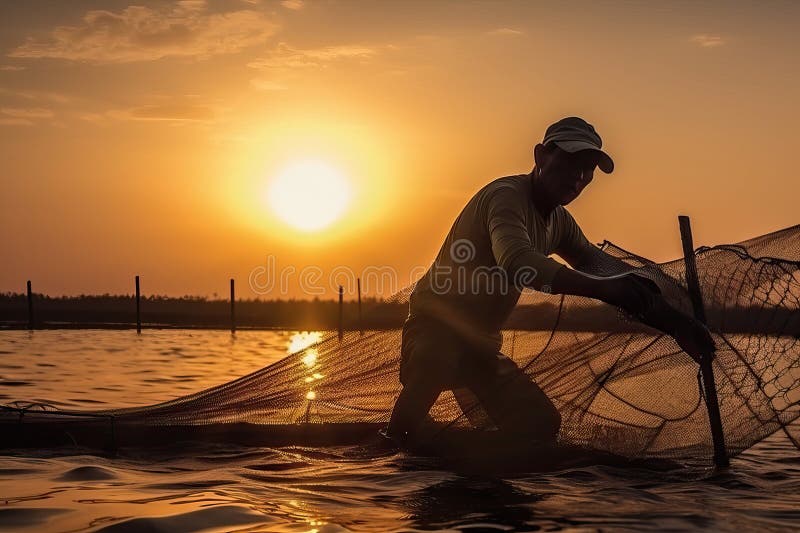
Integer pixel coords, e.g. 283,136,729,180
670,315,716,363
598,273,663,318
552,267,662,316
551,266,717,363
601,275,717,362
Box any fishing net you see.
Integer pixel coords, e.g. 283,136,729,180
3,225,800,463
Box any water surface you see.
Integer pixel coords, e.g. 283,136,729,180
0,330,798,532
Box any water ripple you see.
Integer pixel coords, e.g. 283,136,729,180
0,331,797,532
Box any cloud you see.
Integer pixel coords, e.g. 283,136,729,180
0,88,72,104
0,117,34,126
249,79,288,91
0,106,53,126
112,103,216,122
1,107,54,119
8,2,278,63
281,0,304,10
690,34,725,48
247,42,380,91
487,28,524,36
248,42,378,70
77,112,107,124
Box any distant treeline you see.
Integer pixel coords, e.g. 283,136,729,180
0,292,406,330
0,293,796,336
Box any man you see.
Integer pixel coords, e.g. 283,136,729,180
387,116,715,445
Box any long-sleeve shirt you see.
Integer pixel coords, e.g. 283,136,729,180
409,174,594,348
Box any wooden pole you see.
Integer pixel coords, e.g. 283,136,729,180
230,278,236,334
679,215,728,468
338,285,344,341
135,275,141,334
26,280,33,330
357,277,363,334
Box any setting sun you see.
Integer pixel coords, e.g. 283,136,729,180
267,160,352,232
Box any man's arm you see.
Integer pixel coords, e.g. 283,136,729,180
487,188,658,312
550,213,715,362
555,210,634,277
568,243,636,277
548,210,659,311
487,185,566,291
551,265,715,363
486,189,714,362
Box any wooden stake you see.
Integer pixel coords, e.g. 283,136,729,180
357,277,362,335
26,280,33,330
679,215,728,468
230,278,236,334
135,275,141,334
338,285,343,341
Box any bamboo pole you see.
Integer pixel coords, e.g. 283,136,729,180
135,275,141,334
26,280,33,330
357,277,362,335
338,285,344,341
679,215,728,468
230,278,236,334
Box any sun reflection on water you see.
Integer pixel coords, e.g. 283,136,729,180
288,331,323,354
286,331,325,405
301,348,318,368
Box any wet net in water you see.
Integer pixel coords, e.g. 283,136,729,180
3,225,800,463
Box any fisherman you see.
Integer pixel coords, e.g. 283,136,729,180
386,116,715,445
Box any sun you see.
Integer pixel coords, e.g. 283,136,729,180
267,159,352,232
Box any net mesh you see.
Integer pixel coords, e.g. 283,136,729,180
4,225,800,462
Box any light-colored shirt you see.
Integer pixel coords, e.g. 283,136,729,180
409,174,593,343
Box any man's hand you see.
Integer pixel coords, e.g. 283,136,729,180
598,273,663,318
599,273,717,363
665,312,717,364
551,267,718,363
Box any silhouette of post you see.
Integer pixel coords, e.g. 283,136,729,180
135,275,141,334
338,285,344,341
230,278,236,334
679,215,728,468
26,280,33,330
357,277,362,334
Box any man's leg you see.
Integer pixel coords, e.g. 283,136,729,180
386,319,456,443
386,377,442,443
465,354,561,443
452,387,494,429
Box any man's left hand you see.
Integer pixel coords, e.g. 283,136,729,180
670,315,716,364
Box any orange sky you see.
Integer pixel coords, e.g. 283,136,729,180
1,0,798,299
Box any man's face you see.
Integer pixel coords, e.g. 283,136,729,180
537,145,600,206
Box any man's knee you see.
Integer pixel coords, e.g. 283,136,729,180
478,361,562,441
536,401,561,441
499,386,561,440
387,378,442,441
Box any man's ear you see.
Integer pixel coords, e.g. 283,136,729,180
533,143,546,168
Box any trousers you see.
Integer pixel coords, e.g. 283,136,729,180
387,315,561,443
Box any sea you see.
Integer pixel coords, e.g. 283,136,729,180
0,330,798,532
